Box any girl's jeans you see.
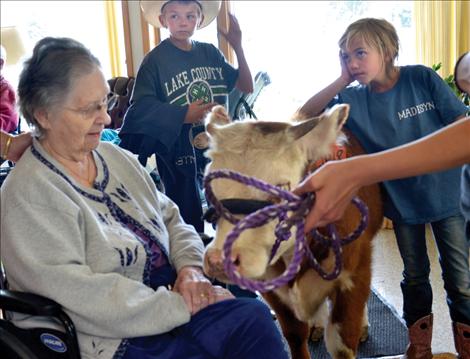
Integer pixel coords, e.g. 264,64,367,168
393,214,470,326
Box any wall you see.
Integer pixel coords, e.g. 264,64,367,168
127,1,145,74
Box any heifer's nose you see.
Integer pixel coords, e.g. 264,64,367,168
204,248,224,276
206,248,222,267
208,249,241,269
231,253,241,268
204,247,243,279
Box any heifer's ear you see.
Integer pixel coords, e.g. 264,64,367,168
206,105,232,135
324,103,349,130
296,104,350,161
287,117,321,140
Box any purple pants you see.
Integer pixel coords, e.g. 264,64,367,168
117,298,288,359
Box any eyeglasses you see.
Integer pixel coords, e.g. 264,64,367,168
64,93,118,119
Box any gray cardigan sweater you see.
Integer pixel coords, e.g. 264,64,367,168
1,139,205,358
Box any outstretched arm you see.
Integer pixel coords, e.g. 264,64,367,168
218,13,253,93
294,117,470,230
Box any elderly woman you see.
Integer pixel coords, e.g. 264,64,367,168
0,37,288,359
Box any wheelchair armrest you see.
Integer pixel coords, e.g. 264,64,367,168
0,289,62,317
0,289,81,358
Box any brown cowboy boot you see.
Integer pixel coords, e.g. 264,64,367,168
453,322,470,359
403,314,433,359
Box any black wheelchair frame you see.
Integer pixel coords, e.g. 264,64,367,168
1,161,80,359
0,287,80,359
228,71,271,121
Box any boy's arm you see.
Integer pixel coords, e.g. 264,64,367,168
120,64,187,153
353,117,470,185
295,117,470,229
218,14,253,93
233,43,253,93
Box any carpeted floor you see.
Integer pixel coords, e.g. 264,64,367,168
308,288,407,358
267,288,408,358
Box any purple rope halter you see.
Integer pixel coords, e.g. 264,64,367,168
204,169,368,293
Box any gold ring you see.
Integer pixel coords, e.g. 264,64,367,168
200,293,207,298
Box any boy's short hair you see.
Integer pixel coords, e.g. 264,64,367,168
140,0,221,29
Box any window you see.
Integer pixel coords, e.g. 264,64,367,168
231,1,413,119
1,0,122,88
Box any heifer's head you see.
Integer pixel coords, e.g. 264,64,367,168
203,104,349,281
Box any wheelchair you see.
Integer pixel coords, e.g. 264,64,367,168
0,112,90,359
0,266,80,359
0,76,169,357
0,77,131,357
228,71,271,121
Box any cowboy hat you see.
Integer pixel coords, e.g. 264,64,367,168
140,1,221,29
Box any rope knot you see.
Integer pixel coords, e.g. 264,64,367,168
203,170,368,292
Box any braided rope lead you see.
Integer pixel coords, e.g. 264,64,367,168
204,170,368,292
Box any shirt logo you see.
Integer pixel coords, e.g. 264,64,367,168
187,80,213,104
397,102,435,120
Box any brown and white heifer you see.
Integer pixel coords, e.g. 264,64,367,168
203,104,384,359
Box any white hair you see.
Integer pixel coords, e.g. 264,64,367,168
456,52,470,84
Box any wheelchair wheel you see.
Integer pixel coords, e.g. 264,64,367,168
0,325,39,359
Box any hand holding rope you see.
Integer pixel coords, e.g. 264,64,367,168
204,169,368,292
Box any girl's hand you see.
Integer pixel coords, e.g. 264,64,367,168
218,13,242,52
339,51,354,86
293,160,360,231
173,266,218,314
